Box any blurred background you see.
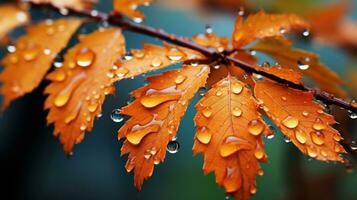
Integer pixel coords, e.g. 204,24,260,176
1,0,357,199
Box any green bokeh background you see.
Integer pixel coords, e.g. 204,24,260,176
0,0,357,199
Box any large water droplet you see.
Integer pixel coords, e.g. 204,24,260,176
167,140,180,154
202,107,212,118
196,127,211,144
174,75,186,84
282,116,299,129
127,124,160,145
232,107,242,117
167,48,185,61
140,93,181,108
254,148,265,160
312,118,326,131
54,72,85,107
295,130,307,144
307,147,317,158
111,109,124,123
311,131,325,145
232,82,243,94
151,57,162,67
76,47,95,68
248,119,264,136
219,136,250,157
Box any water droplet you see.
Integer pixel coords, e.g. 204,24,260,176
238,7,245,16
250,50,256,56
43,48,51,55
258,169,264,176
282,116,299,129
266,134,275,140
80,124,86,131
307,147,317,158
351,141,357,150
116,67,129,78
213,65,220,69
140,93,181,108
7,45,16,53
302,111,309,117
174,75,186,84
132,49,145,59
302,29,310,37
295,130,307,144
202,107,212,118
262,62,270,68
216,90,223,97
348,110,357,119
281,96,287,101
196,127,211,144
254,148,265,160
205,24,213,34
23,46,39,61
232,107,242,117
75,47,95,68
59,8,69,15
232,82,243,94
54,72,85,107
284,136,291,143
248,119,264,136
250,186,257,194
220,136,249,157
111,109,124,123
167,140,180,154
88,102,98,113
279,27,286,34
127,124,160,145
311,131,325,145
167,48,185,61
151,57,162,67
312,118,326,131
297,60,309,70
198,87,207,96
133,17,143,23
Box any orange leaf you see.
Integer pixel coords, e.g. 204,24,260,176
192,32,230,52
114,43,206,79
0,4,29,41
193,75,270,200
254,80,345,162
255,65,302,85
0,18,82,110
232,11,309,48
251,38,345,97
113,0,152,21
28,0,96,10
118,65,210,189
44,28,125,154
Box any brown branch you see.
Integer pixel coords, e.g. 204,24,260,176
27,2,357,114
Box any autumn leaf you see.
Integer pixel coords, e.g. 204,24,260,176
193,75,270,199
250,38,345,97
192,32,230,52
0,4,29,42
0,18,82,110
28,0,96,10
44,28,125,154
114,43,206,79
118,65,210,189
113,0,152,21
254,80,345,162
232,10,309,48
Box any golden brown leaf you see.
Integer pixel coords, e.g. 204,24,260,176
114,43,206,79
113,0,152,21
28,0,96,10
193,75,270,200
192,32,230,52
44,28,125,154
0,18,82,110
250,38,345,96
254,80,345,162
232,11,309,48
0,4,29,41
118,65,210,189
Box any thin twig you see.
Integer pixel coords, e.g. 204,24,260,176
28,2,357,114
